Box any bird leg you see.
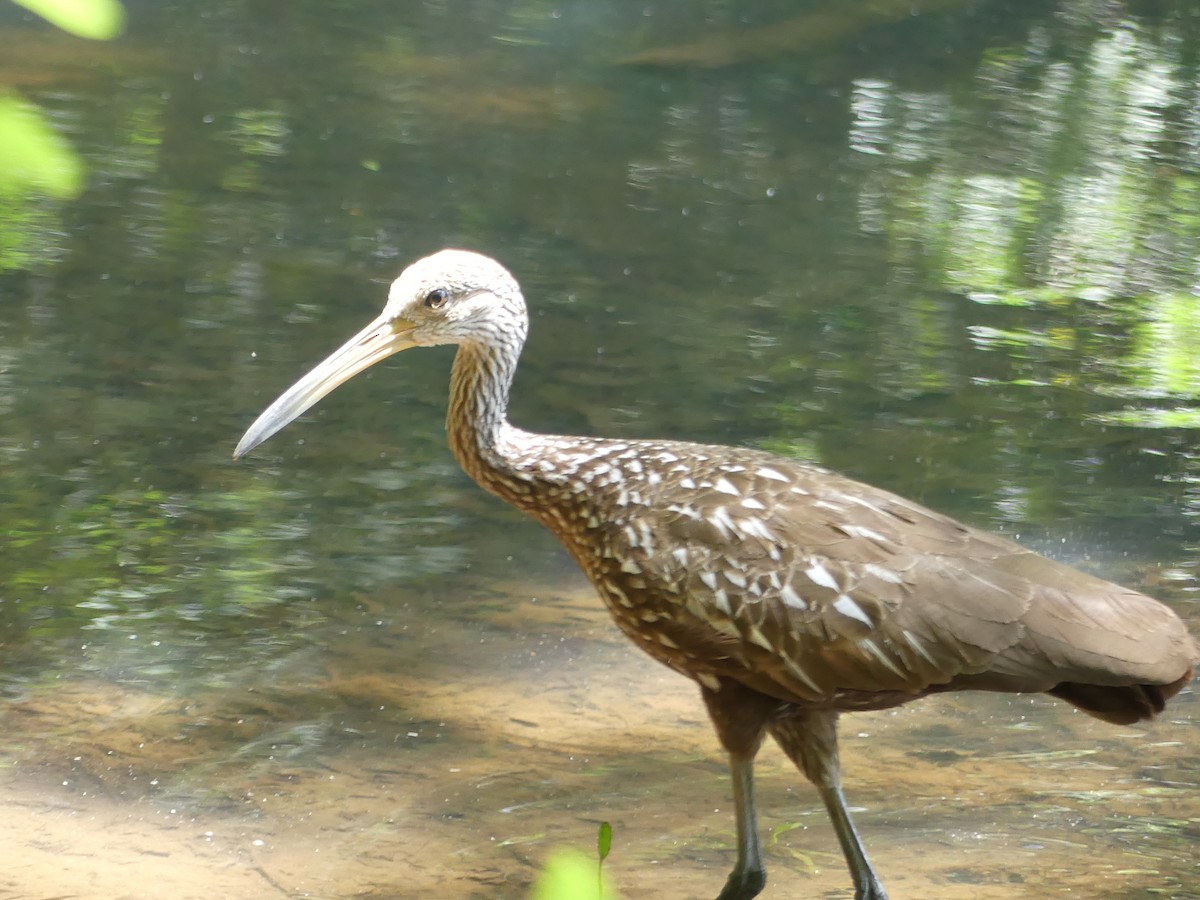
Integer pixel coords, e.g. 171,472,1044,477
770,709,888,900
718,751,764,900
701,682,776,900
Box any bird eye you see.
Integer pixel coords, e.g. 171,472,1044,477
424,288,450,309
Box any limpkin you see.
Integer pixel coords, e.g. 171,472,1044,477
235,249,1197,900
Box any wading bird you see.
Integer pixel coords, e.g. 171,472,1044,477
235,249,1196,899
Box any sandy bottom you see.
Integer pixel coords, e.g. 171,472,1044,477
1,577,1197,900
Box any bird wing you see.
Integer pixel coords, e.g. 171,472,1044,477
604,446,1192,706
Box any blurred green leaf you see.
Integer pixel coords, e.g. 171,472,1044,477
12,0,125,40
531,849,616,900
0,93,84,198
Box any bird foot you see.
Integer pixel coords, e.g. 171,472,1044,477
714,866,766,900
855,876,889,900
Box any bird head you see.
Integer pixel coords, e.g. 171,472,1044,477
383,249,526,348
233,248,526,458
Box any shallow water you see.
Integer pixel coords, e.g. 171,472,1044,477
1,0,1199,897
2,573,1196,898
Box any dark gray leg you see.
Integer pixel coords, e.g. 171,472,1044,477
769,709,889,900
700,681,777,900
717,751,764,900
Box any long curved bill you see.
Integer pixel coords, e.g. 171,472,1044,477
234,313,418,459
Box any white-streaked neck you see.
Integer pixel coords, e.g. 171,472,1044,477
445,336,533,501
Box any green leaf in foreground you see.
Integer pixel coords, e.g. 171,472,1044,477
531,849,616,900
12,0,125,40
0,93,85,198
597,820,612,861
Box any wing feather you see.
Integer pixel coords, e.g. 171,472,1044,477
594,446,1194,707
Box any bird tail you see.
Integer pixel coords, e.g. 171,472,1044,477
952,568,1198,723
1048,667,1194,725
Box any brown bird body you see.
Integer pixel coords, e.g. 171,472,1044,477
235,250,1197,900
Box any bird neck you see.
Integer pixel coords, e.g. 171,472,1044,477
446,339,532,502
